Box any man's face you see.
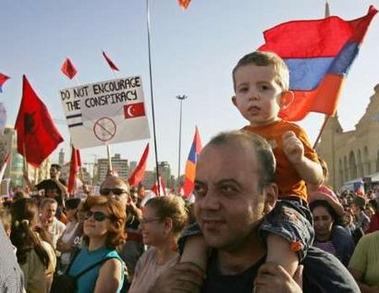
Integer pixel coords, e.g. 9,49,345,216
50,167,60,179
194,141,275,251
100,176,130,207
41,203,57,222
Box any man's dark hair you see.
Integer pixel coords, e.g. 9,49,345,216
208,131,276,191
50,164,61,171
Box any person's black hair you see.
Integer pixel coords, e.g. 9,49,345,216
310,200,342,226
50,164,61,171
65,198,81,210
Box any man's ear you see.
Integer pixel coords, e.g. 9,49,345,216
263,183,278,214
280,91,294,109
232,96,238,107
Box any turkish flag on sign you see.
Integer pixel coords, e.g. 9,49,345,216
124,102,146,119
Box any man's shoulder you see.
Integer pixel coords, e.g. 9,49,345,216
302,247,360,293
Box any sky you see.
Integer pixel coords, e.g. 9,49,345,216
1,0,379,179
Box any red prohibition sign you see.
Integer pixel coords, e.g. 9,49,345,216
93,117,117,142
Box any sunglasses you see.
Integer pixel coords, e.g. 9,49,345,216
85,211,111,222
100,188,128,196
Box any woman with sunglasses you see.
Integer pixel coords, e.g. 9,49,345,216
66,195,126,293
129,195,188,293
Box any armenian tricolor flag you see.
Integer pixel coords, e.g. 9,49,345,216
259,6,377,121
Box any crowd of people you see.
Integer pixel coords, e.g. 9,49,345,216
1,50,379,292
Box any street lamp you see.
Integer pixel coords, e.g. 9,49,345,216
176,95,187,190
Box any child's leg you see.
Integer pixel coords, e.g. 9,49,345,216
259,200,314,276
266,234,298,277
180,235,208,271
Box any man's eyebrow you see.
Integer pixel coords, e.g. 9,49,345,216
194,178,239,186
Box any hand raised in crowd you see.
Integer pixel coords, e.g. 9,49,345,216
148,262,205,293
282,131,304,165
254,262,303,293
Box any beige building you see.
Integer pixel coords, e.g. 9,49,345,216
317,84,379,191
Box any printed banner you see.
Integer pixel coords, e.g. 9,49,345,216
60,76,150,149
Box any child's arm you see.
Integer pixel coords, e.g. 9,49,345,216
180,235,208,272
282,131,323,186
265,234,299,277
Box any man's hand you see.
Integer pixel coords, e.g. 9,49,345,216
282,131,304,165
254,262,303,293
149,262,204,293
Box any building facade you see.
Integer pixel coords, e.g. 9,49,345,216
96,153,130,184
317,84,379,191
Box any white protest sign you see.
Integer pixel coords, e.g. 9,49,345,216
60,76,150,149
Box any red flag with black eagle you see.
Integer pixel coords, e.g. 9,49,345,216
15,75,64,167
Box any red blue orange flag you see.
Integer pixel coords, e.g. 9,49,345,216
178,0,191,10
128,143,149,187
183,126,202,197
102,51,119,71
61,58,77,80
0,73,10,93
259,6,378,121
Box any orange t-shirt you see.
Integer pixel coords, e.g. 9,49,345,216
243,120,319,202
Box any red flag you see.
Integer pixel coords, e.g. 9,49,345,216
151,175,166,196
183,127,202,197
68,146,82,195
128,143,149,187
178,0,191,10
102,51,119,71
0,73,10,93
258,6,377,121
124,102,146,119
61,58,77,79
15,75,64,167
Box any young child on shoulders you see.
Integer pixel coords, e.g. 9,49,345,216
180,51,324,281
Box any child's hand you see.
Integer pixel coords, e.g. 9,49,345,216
148,262,204,293
254,262,303,293
282,131,304,165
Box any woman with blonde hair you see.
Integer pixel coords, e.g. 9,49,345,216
129,195,188,293
10,198,56,293
66,195,126,293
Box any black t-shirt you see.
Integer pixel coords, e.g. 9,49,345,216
202,247,359,293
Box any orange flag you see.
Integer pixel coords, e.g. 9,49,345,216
178,0,191,10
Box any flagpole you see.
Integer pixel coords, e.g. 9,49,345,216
176,95,187,192
22,143,28,174
146,0,161,192
106,144,113,175
313,0,331,149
